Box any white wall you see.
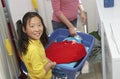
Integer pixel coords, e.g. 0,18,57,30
37,0,53,34
81,0,97,33
7,0,35,30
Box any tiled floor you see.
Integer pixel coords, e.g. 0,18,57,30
77,62,102,79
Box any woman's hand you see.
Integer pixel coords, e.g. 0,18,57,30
69,26,77,36
80,11,86,25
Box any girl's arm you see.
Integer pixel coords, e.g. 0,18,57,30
30,49,56,78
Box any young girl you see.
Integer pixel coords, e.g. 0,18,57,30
16,12,56,79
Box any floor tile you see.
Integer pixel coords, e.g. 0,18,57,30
77,62,102,79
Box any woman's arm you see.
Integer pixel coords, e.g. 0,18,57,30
58,13,77,35
51,0,76,35
78,3,86,25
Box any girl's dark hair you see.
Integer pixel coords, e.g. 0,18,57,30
16,12,48,55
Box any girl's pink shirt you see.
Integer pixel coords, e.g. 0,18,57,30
51,0,81,22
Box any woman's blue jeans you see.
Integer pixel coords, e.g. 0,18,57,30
52,18,77,31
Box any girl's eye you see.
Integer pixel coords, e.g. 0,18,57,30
30,25,34,27
38,24,42,27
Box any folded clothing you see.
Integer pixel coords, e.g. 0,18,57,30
45,40,87,64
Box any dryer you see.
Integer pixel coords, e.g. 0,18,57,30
102,22,120,79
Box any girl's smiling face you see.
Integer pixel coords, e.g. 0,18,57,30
23,16,43,40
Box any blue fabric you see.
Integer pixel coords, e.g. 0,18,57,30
57,62,77,68
63,37,82,43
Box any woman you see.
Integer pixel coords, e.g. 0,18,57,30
51,0,86,36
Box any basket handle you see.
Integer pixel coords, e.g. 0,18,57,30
83,24,87,33
83,11,88,33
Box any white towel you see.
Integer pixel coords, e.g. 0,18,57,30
81,61,89,74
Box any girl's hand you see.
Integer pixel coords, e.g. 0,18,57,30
50,62,56,69
44,61,56,73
